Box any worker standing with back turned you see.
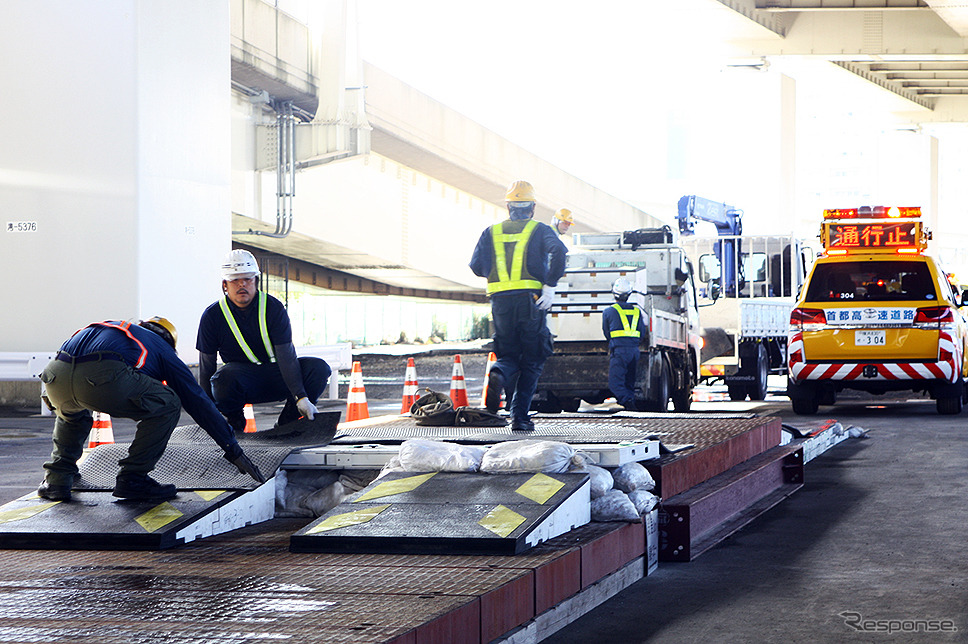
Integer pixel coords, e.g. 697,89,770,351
37,317,265,502
197,249,331,433
470,180,567,431
602,277,650,411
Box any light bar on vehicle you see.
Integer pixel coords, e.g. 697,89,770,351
823,206,921,220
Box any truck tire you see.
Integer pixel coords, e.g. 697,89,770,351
937,395,963,415
791,396,819,415
748,344,769,401
672,387,692,412
643,360,671,412
727,384,747,401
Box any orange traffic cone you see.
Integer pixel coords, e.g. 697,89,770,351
88,411,115,448
449,354,469,408
243,403,257,433
480,351,503,409
346,361,370,421
400,357,419,413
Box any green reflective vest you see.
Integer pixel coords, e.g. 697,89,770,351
609,303,642,339
219,291,276,365
487,219,543,294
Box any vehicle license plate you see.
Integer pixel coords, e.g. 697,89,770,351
855,330,886,346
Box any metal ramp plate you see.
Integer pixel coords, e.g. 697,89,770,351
281,440,660,470
290,471,590,556
0,480,274,550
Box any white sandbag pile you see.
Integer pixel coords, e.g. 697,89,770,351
276,438,662,522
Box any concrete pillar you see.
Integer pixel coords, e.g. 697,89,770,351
0,1,231,361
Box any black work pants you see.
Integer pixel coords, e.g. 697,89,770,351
490,291,553,421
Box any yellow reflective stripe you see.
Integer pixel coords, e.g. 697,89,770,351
609,304,641,338
487,219,542,294
220,297,261,364
218,292,275,364
257,292,276,363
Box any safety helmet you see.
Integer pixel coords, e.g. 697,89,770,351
554,208,574,225
504,180,536,203
612,277,634,301
140,316,177,349
221,249,260,280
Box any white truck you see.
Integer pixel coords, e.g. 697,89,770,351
534,228,702,413
675,196,815,402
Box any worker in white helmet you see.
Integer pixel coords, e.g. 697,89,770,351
602,277,649,410
469,180,568,431
196,249,331,432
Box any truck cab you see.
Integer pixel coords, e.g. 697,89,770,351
787,206,968,415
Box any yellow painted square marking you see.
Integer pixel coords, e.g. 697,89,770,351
194,490,225,501
516,473,565,504
135,502,184,533
354,472,436,502
306,504,391,534
0,501,60,525
479,504,526,538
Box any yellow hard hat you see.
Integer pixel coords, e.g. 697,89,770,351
140,316,177,349
505,180,536,203
554,208,574,224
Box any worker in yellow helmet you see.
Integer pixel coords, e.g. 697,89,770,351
469,180,567,431
552,208,574,237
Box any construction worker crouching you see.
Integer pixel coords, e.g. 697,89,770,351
197,250,331,433
38,317,265,502
603,278,650,411
470,180,567,431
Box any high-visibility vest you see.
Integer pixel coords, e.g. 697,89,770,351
609,304,642,339
219,291,276,365
487,219,543,294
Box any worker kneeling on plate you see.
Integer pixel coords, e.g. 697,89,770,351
603,278,649,411
197,250,331,433
38,317,265,503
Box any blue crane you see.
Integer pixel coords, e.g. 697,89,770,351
677,195,744,297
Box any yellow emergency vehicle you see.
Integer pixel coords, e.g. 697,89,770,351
787,206,968,415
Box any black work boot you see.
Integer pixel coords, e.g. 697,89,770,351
113,473,177,501
226,412,246,434
510,417,535,432
37,480,72,502
485,369,504,413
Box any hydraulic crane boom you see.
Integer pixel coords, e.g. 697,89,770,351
677,195,744,296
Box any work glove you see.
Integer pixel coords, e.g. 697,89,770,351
225,448,267,484
296,396,317,421
536,284,556,311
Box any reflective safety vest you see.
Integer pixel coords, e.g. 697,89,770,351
487,219,543,294
89,320,148,368
609,304,642,339
219,291,276,365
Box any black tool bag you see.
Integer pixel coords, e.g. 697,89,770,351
410,388,457,426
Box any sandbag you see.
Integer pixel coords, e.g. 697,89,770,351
611,461,655,493
303,481,347,517
591,489,640,522
480,439,578,473
628,489,660,515
578,463,614,499
398,438,485,472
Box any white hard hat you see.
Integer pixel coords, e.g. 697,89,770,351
221,249,260,279
612,277,634,300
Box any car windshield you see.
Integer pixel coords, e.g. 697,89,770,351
805,261,937,303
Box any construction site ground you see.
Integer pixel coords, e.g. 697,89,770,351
0,349,965,642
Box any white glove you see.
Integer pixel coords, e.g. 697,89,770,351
536,284,556,311
296,396,317,421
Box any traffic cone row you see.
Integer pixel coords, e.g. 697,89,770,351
449,354,469,408
400,357,419,413
345,361,369,421
243,403,257,433
88,411,114,448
